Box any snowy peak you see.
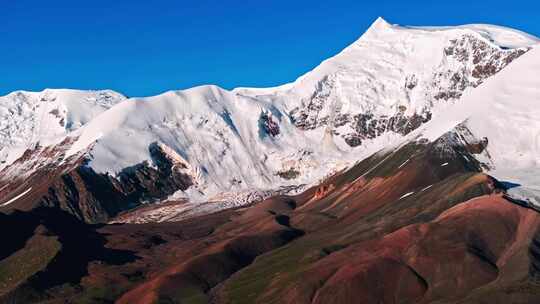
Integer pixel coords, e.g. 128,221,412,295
359,17,539,48
268,18,535,149
362,17,393,36
0,89,126,169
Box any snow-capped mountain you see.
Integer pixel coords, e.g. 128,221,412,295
69,18,536,193
0,17,538,222
235,18,536,146
0,89,126,169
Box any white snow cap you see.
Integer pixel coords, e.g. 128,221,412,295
365,17,393,32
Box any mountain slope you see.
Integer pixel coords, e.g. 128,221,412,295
413,45,540,206
207,47,540,303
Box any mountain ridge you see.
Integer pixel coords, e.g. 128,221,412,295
1,18,539,222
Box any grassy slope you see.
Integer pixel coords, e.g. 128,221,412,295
0,228,61,299
218,173,491,304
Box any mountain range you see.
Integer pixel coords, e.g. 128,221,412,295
1,17,539,303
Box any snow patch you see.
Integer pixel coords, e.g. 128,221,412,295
421,185,434,192
398,158,410,169
1,187,32,207
399,191,415,200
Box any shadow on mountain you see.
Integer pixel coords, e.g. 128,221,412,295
497,180,522,190
0,207,138,291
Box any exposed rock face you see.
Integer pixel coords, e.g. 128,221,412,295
289,75,337,131
276,168,300,180
452,124,489,154
259,111,280,137
433,34,529,101
1,142,197,223
40,167,128,223
117,142,196,201
344,111,432,147
431,124,493,171
313,184,335,200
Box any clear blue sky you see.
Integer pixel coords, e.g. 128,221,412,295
2,0,538,97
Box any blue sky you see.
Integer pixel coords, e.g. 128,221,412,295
1,0,538,97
